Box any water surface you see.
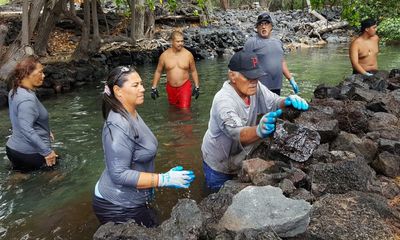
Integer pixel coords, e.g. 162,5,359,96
0,44,399,239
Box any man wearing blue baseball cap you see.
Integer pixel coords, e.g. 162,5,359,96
201,50,309,190
244,12,299,95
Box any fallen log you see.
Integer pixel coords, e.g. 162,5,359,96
310,20,349,35
155,15,200,23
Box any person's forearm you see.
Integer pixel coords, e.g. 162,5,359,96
240,126,260,146
353,63,368,74
152,71,161,88
192,70,200,88
137,172,159,189
282,60,292,80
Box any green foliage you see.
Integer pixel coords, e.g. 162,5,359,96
340,0,400,27
197,0,206,10
0,0,9,5
378,17,400,42
166,0,178,12
146,0,155,11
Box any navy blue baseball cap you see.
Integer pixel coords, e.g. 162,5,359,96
256,12,272,26
228,50,266,80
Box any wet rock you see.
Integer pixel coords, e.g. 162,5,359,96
371,151,400,178
199,180,250,239
295,107,340,143
313,84,341,99
218,186,311,238
93,221,161,240
160,199,204,239
310,158,377,196
266,120,321,162
389,69,400,78
330,131,378,163
305,191,398,240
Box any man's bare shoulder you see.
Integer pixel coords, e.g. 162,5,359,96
182,47,194,57
371,35,380,42
160,48,173,57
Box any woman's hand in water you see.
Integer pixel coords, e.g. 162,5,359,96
45,150,58,167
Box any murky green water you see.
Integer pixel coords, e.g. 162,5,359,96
0,44,399,239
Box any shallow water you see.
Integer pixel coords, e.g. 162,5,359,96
0,44,399,239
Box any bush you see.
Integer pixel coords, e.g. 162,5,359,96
378,17,400,42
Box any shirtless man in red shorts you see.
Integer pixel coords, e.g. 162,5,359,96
151,31,200,108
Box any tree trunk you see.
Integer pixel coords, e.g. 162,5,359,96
220,0,228,11
28,0,46,37
0,24,8,50
129,0,136,41
34,0,65,56
21,0,30,45
72,0,91,60
144,7,155,39
134,0,145,40
90,0,101,52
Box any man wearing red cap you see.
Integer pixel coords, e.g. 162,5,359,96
244,12,299,95
201,50,309,190
349,19,379,76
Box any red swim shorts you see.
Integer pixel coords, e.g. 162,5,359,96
166,80,192,108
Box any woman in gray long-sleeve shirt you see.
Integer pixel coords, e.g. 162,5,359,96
92,66,195,227
6,56,57,172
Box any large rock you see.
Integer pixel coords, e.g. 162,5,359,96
306,191,398,240
199,180,250,239
310,158,377,196
371,151,400,178
160,199,204,239
218,186,311,238
93,221,161,240
330,131,378,163
238,158,279,183
367,112,399,132
295,106,340,143
263,120,321,162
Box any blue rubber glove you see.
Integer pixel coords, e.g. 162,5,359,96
289,77,299,94
364,72,373,77
285,95,309,111
151,87,159,100
158,166,195,188
256,109,282,138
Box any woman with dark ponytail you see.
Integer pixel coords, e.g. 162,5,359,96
93,66,195,227
6,56,58,172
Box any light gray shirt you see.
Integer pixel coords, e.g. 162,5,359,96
244,35,285,90
97,111,158,208
201,81,282,174
6,87,52,156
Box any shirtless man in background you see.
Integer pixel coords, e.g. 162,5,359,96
151,31,200,108
349,19,379,76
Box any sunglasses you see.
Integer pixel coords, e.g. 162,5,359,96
114,66,131,85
